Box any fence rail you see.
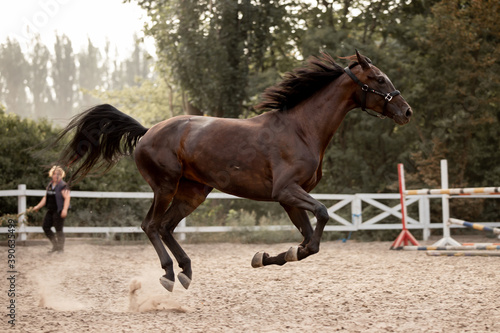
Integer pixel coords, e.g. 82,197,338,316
1,184,499,240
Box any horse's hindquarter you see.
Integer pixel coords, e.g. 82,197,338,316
134,116,192,189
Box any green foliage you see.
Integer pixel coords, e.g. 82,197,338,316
0,111,60,214
135,0,298,117
91,76,180,126
398,0,500,189
0,109,150,228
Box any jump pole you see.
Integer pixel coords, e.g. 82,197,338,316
448,218,500,237
390,163,419,249
426,250,500,257
402,245,500,251
405,187,500,195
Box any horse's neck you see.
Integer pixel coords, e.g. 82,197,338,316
287,77,356,155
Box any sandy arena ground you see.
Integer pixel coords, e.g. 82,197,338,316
3,237,500,332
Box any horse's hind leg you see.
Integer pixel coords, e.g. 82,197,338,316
158,178,212,290
136,145,184,291
141,186,178,292
252,204,314,267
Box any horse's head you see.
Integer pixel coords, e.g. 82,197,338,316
345,50,412,125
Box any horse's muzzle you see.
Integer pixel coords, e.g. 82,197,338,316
394,107,412,125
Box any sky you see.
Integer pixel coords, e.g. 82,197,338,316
0,0,155,59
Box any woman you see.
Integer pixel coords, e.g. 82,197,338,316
32,166,71,253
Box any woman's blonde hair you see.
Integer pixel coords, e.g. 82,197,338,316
48,165,66,178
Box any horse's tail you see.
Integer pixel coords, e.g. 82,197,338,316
55,104,149,183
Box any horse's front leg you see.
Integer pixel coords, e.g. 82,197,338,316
281,188,330,262
252,204,314,267
252,184,329,267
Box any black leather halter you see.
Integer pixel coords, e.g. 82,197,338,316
344,66,401,119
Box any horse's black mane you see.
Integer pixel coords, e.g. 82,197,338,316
255,53,356,112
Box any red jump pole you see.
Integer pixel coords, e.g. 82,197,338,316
390,163,420,249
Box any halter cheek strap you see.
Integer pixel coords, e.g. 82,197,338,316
344,66,400,118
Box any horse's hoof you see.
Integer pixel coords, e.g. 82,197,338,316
159,276,174,292
178,272,191,290
251,252,265,268
285,246,299,262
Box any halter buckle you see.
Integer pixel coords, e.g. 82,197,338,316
362,84,369,92
384,93,393,102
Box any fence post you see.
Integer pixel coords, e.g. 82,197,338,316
18,184,27,241
419,196,430,241
351,195,362,229
178,218,186,241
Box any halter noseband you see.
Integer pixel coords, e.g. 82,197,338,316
344,66,401,119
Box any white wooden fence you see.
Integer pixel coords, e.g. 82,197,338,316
1,184,499,241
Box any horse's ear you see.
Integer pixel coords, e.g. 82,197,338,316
356,49,370,70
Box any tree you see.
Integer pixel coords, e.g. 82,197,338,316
29,36,54,119
92,75,181,126
0,39,30,118
78,38,102,107
134,0,296,117
52,34,76,121
123,36,153,87
400,0,500,188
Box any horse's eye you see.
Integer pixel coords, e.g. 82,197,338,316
378,77,385,84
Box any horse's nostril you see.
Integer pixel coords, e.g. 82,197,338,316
406,108,413,118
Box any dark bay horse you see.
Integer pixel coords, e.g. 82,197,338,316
55,51,412,292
